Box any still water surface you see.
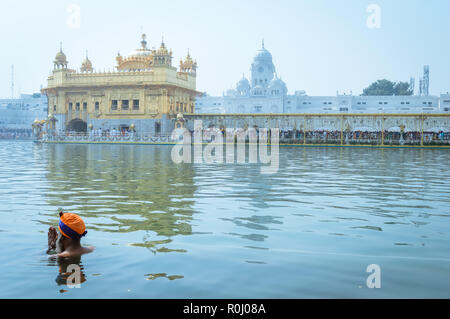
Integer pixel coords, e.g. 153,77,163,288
0,140,449,298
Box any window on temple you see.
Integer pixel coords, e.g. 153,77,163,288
111,100,118,110
122,100,129,110
95,102,99,111
76,103,80,111
133,100,139,110
83,102,87,111
68,103,73,111
53,105,56,112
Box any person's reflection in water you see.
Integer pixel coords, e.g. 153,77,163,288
51,255,87,287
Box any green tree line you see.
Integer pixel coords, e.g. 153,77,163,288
362,79,413,96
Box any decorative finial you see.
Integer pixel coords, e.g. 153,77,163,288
60,41,63,52
141,33,147,49
86,50,88,59
262,39,264,49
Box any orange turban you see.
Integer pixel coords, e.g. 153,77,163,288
58,212,87,240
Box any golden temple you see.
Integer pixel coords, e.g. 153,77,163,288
42,34,199,134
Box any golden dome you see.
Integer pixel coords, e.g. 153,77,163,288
152,37,172,67
54,42,68,68
156,37,169,56
127,33,152,58
116,34,154,71
80,51,93,72
82,58,92,68
179,50,197,73
55,51,67,63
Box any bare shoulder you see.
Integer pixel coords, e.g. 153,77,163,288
57,246,94,258
57,251,71,258
83,246,95,254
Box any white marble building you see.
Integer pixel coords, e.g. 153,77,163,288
195,43,449,114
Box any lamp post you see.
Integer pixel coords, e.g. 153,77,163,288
130,123,135,139
345,123,351,145
32,119,40,139
399,124,405,145
88,123,93,140
47,114,58,140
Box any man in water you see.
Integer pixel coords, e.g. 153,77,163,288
48,211,94,258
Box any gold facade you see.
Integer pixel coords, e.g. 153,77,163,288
42,34,199,133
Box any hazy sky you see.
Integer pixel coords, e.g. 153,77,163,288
0,0,449,98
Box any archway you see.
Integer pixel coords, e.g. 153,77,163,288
67,119,87,132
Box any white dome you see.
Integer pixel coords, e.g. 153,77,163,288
269,75,287,95
269,77,286,89
254,41,273,62
236,76,251,94
254,48,272,61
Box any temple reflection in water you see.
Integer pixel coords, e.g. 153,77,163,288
43,143,196,252
41,142,288,254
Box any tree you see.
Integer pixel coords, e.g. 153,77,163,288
362,79,413,96
393,82,412,96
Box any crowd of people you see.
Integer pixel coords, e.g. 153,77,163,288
63,127,134,137
205,128,449,145
0,128,34,140
277,129,450,144
41,126,450,145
